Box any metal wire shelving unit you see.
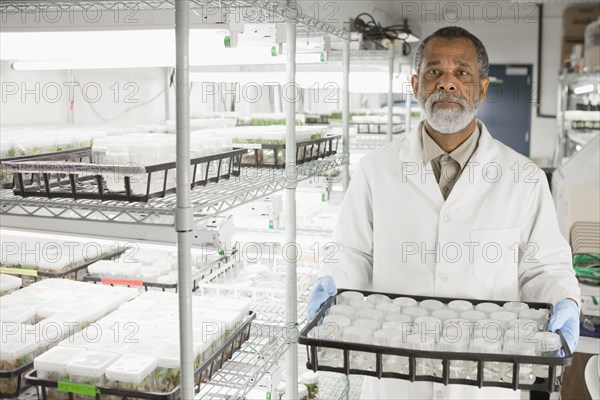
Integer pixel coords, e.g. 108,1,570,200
0,1,352,399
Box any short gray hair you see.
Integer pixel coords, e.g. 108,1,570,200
414,26,489,78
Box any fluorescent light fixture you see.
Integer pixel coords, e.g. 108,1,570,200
573,84,595,95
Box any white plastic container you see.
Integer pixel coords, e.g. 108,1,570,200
337,291,364,305
434,335,470,379
65,350,120,386
475,302,501,316
460,310,487,323
375,302,402,314
413,316,443,341
352,318,381,331
328,304,356,320
35,346,85,380
384,312,412,325
392,297,418,309
322,315,351,330
490,311,518,331
419,299,445,314
312,323,343,368
503,302,529,315
472,319,504,343
105,354,158,392
518,309,549,331
349,299,375,311
431,308,458,322
402,306,428,320
374,329,408,373
366,293,390,305
531,332,564,378
500,341,536,384
448,300,473,313
342,326,375,370
0,274,22,296
442,318,473,343
356,308,385,323
469,338,502,382
405,334,436,375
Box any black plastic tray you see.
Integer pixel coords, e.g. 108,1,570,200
0,361,34,398
4,148,247,203
351,122,405,135
25,311,256,400
299,289,572,393
241,135,340,168
0,147,93,190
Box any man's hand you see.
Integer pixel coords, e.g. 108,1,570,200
307,276,337,322
548,298,580,355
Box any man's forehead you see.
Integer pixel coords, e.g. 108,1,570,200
422,36,478,62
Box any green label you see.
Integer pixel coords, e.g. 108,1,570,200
321,193,326,202
268,220,274,229
271,46,277,57
320,52,325,62
57,381,98,396
266,392,272,400
224,35,231,48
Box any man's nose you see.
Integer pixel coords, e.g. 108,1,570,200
436,76,458,92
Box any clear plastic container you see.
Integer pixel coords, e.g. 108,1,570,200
349,299,375,311
419,299,445,314
352,318,381,331
472,319,504,343
384,312,412,324
503,302,529,315
500,341,536,384
337,291,364,305
34,346,85,400
469,338,502,382
342,326,375,370
366,293,391,305
475,302,501,316
442,318,473,343
490,311,518,331
312,323,343,368
402,306,428,320
322,315,351,331
0,274,21,296
392,297,418,309
413,316,443,341
431,308,458,322
301,371,319,400
405,334,436,375
448,300,473,313
460,310,487,323
434,335,470,379
532,332,564,378
328,304,356,320
105,354,157,392
374,329,408,373
375,302,402,314
65,350,120,387
356,308,385,323
518,309,549,331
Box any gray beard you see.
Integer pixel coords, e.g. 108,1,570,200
418,91,480,134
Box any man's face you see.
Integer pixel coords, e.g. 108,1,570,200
411,37,490,134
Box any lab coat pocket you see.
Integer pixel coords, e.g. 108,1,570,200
470,228,520,291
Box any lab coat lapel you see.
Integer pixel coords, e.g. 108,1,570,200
398,121,445,208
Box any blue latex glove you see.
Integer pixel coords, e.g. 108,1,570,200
307,276,337,322
547,299,580,355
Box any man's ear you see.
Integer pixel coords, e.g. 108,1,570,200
411,75,419,98
479,76,490,100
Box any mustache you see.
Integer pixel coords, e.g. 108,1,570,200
426,92,470,109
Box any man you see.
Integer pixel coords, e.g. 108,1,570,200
308,27,580,399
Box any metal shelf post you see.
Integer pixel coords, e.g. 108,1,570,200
342,26,351,193
387,45,395,143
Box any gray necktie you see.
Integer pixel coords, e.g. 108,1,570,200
438,154,460,200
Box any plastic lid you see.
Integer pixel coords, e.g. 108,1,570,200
301,371,319,385
442,318,473,342
382,320,414,332
106,354,157,383
120,341,164,356
366,293,390,304
0,335,39,361
510,318,539,333
35,346,84,373
503,301,529,314
472,319,504,341
393,297,418,308
0,305,37,324
469,338,502,354
374,329,404,347
448,300,473,312
375,302,402,314
432,309,458,321
519,309,549,322
356,308,384,322
66,350,120,378
490,311,518,325
322,314,351,329
0,274,22,292
437,335,469,352
460,310,487,321
475,302,501,314
385,312,412,324
329,304,356,319
349,300,375,310
503,341,535,356
342,326,373,342
338,291,364,303
531,332,562,353
419,299,445,312
352,318,381,331
414,316,443,333
402,306,428,319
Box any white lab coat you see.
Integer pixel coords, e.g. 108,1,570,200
323,121,580,400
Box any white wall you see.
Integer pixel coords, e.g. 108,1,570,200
388,0,581,165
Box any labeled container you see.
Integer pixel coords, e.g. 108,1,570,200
34,346,85,400
300,371,319,400
0,274,21,296
0,335,40,398
300,289,572,393
532,332,564,378
105,354,158,392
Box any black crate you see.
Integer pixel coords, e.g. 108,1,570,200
299,289,573,393
240,135,341,168
25,311,256,400
351,122,405,135
0,361,34,398
4,149,247,203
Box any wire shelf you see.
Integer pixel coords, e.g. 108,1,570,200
0,156,343,226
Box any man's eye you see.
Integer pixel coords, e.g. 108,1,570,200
458,71,470,76
427,70,440,75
